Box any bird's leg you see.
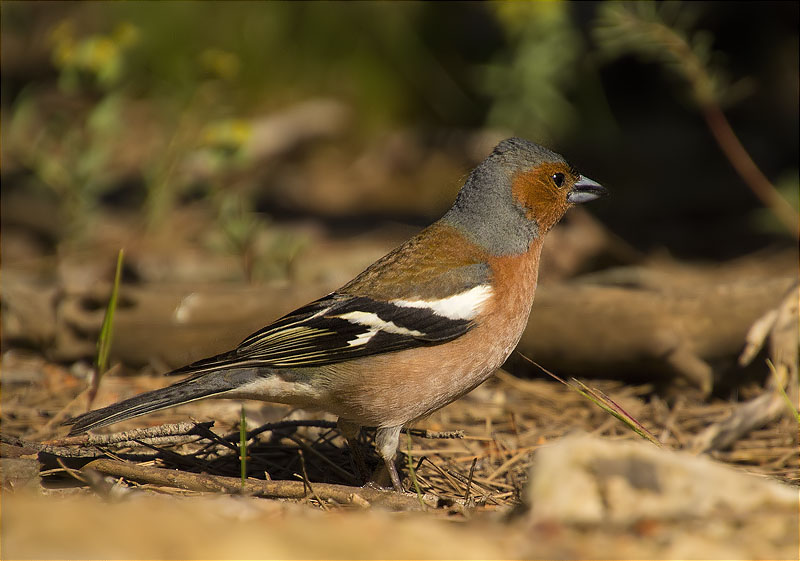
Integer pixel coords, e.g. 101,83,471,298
337,418,368,484
375,425,404,492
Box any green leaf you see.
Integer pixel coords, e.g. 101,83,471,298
240,405,248,488
95,249,124,377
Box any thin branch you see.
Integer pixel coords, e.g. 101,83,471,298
404,428,465,439
82,458,439,510
702,105,799,237
297,449,328,510
43,421,213,447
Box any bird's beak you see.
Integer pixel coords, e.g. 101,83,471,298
567,175,607,204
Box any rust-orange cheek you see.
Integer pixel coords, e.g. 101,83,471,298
511,168,563,227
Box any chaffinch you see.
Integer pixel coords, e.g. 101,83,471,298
65,137,606,491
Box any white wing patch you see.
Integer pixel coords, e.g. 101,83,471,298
390,285,493,320
347,328,378,347
334,311,426,347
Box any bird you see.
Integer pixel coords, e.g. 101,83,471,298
64,137,606,491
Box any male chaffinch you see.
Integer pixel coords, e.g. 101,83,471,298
65,137,606,491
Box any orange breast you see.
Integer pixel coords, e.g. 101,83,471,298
318,239,544,427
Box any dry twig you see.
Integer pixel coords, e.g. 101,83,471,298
82,458,439,510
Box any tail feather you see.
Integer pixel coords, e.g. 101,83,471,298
63,370,255,436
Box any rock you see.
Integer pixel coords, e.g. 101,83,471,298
525,433,798,525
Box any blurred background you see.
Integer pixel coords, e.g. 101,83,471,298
2,0,798,386
3,1,797,258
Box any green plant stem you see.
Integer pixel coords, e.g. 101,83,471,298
239,405,247,488
406,432,425,506
89,249,124,408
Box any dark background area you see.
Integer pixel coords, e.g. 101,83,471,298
2,1,797,261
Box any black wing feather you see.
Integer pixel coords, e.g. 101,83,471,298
169,293,475,375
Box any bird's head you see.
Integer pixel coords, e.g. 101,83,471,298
445,137,606,255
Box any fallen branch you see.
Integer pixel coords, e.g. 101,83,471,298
82,458,439,510
518,275,796,394
405,428,464,439
44,421,213,447
1,434,111,459
4,422,215,459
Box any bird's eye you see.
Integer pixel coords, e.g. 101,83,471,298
552,173,565,188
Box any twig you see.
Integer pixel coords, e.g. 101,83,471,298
56,458,92,485
404,428,465,439
1,433,125,459
6,422,216,460
298,450,328,510
464,458,478,503
43,421,214,447
702,105,799,238
82,458,439,510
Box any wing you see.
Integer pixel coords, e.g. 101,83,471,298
170,222,494,376
169,285,491,375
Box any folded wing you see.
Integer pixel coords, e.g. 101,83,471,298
169,284,492,375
